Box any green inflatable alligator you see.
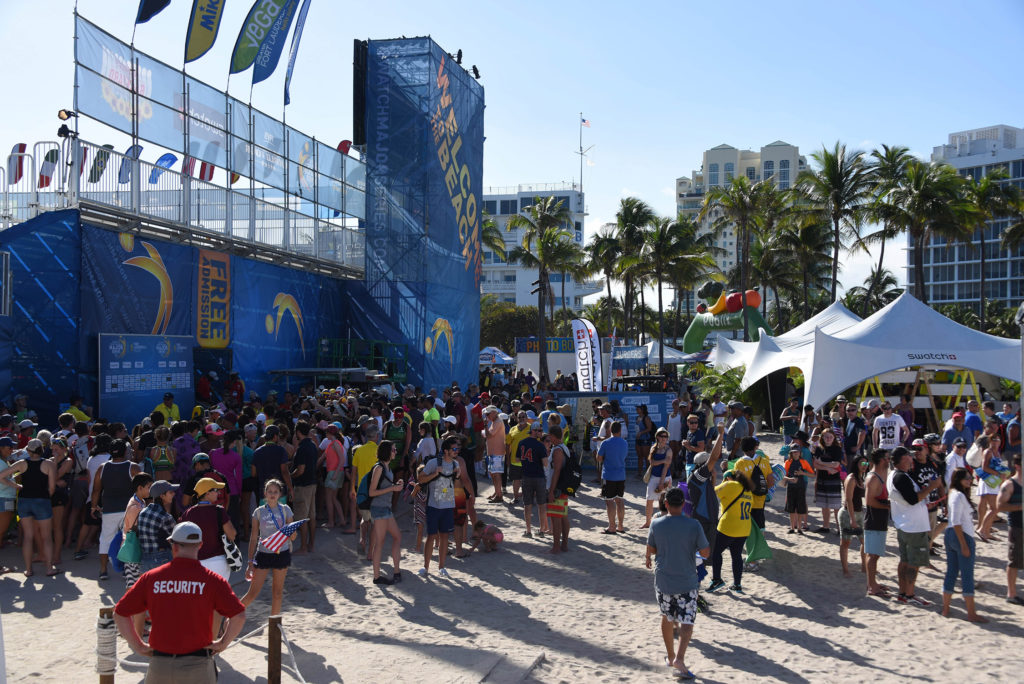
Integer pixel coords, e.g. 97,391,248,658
682,281,774,353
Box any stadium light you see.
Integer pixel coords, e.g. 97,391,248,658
57,124,76,139
57,109,78,121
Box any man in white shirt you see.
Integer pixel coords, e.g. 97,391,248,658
667,399,684,473
711,394,727,428
873,401,909,451
888,446,942,606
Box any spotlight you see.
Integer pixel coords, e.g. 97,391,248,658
57,124,74,139
57,109,77,121
472,65,480,79
456,49,463,65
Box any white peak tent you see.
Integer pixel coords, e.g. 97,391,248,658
752,292,1022,411
709,300,862,372
643,340,691,365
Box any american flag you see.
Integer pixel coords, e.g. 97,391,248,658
581,117,591,128
262,519,308,553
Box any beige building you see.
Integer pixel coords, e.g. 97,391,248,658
673,141,807,322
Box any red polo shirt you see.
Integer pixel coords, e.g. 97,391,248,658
115,557,244,654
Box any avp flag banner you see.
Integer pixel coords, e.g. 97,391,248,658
185,0,228,63
283,0,312,105
230,0,293,74
571,318,602,391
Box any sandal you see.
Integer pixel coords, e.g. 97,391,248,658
392,572,402,583
601,529,617,535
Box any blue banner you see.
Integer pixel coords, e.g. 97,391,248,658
363,38,484,390
149,153,178,184
252,0,300,85
553,392,675,470
117,145,143,184
283,0,311,105
611,345,647,371
98,334,194,424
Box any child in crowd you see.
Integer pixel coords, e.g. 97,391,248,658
469,520,503,552
782,448,814,534
409,465,428,552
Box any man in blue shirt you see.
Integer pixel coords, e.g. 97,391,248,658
598,422,628,533
941,412,974,453
964,401,984,440
646,487,710,679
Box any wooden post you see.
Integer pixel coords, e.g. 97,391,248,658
99,607,114,684
268,615,282,684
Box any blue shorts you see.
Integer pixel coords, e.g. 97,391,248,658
864,529,887,557
140,549,171,573
425,506,455,535
18,497,53,521
0,498,15,513
370,505,393,521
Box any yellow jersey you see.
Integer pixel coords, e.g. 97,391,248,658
506,424,529,466
732,452,772,508
715,481,752,538
352,442,380,486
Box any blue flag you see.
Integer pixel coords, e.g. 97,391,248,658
251,0,301,85
117,145,144,184
136,0,172,24
149,153,178,184
283,0,312,105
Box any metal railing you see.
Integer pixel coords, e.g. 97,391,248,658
2,139,365,276
485,182,582,196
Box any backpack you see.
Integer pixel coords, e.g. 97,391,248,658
749,458,769,497
554,444,582,497
356,463,388,510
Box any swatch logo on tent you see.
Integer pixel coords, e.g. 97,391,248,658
907,352,957,361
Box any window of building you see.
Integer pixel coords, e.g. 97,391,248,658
778,160,790,189
746,166,756,180
574,296,582,308
483,200,497,215
499,199,517,214
553,196,571,211
724,163,734,185
763,160,774,180
1012,160,1024,179
503,273,516,282
520,198,534,212
708,163,719,186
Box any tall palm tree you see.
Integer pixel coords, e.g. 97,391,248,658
886,161,965,304
480,211,507,261
506,196,573,383
553,239,586,317
748,230,791,322
796,142,873,301
614,197,656,339
962,169,1024,327
700,175,760,340
844,266,903,315
778,215,833,319
666,215,721,344
862,145,914,317
643,216,690,367
584,224,622,337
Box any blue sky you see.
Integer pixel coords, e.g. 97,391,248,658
2,0,1023,294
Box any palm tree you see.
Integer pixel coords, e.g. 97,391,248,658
962,169,1024,327
480,211,507,261
886,161,965,304
862,145,914,317
666,215,721,344
553,239,586,317
701,175,761,340
584,224,622,337
748,230,791,322
844,266,902,316
614,197,656,339
642,217,689,367
796,142,873,301
778,215,833,319
506,195,573,383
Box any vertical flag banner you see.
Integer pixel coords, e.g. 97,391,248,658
230,0,292,74
196,249,231,348
38,149,60,188
136,0,172,24
149,153,178,184
117,145,144,184
251,0,300,85
283,0,311,105
571,318,602,391
184,0,228,63
7,143,27,184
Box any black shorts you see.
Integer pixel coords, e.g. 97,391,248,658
601,480,625,500
83,507,102,527
253,549,292,570
51,484,70,508
509,464,523,481
242,477,258,494
70,478,89,509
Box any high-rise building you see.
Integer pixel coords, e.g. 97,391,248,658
480,183,602,310
923,125,1024,310
674,141,807,316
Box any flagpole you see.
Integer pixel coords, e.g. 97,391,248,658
579,112,583,193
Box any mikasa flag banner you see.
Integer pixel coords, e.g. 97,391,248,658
571,318,603,392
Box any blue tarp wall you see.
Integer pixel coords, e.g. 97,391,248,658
0,209,348,424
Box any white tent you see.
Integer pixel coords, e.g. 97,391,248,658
643,340,691,364
710,300,862,371
793,293,1022,410
739,301,863,389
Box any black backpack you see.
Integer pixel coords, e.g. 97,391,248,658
749,459,769,497
554,444,582,497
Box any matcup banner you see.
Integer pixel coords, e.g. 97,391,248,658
571,318,602,392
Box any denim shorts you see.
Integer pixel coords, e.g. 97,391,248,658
140,549,172,573
0,497,15,513
370,505,393,521
18,497,53,521
863,529,887,556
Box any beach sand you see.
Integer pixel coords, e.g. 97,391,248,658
3,434,1023,682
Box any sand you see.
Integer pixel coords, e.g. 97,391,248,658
3,433,1023,683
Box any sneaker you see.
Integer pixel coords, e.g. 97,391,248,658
439,568,451,579
417,567,428,578
787,528,796,534
73,551,87,561
815,527,829,534
896,594,908,604
729,585,743,594
99,571,109,581
372,576,393,586
744,562,759,572
797,529,805,535
707,579,726,592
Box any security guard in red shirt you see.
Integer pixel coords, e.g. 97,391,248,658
114,522,246,683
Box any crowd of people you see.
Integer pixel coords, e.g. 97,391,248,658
0,379,1021,680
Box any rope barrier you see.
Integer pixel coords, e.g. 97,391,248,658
96,611,118,676
278,624,308,684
